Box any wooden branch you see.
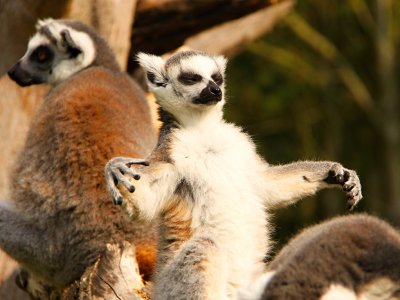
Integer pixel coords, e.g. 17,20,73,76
17,242,150,299
63,241,151,299
184,0,295,56
127,0,281,69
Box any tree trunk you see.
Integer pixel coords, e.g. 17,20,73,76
66,0,137,70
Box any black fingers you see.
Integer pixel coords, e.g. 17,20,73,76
114,196,123,206
324,170,345,185
343,182,355,192
126,160,150,167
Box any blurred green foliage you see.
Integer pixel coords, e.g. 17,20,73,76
225,1,400,249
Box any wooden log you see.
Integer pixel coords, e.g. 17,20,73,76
131,0,278,54
127,0,281,70
184,0,295,56
16,242,151,299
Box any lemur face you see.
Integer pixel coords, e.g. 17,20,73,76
137,51,227,115
8,19,95,86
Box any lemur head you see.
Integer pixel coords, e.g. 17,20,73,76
137,51,227,123
8,18,119,86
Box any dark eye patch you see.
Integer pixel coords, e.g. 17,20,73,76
147,71,167,87
211,73,223,85
30,45,54,64
178,72,202,85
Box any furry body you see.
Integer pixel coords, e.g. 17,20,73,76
106,51,362,299
258,214,400,300
4,19,157,295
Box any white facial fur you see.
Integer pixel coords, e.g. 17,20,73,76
22,19,96,84
137,52,227,125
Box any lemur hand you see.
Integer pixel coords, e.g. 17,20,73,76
323,163,362,210
105,157,149,205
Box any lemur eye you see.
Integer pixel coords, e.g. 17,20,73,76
211,73,223,85
30,45,53,63
178,72,202,85
37,50,47,62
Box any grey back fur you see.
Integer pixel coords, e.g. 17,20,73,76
262,214,400,299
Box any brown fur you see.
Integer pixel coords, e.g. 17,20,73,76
8,66,158,289
157,199,193,270
262,214,400,299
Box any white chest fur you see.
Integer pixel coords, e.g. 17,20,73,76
169,118,269,287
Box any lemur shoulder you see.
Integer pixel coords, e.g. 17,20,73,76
4,18,157,297
105,50,362,299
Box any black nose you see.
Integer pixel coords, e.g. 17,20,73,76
209,86,221,96
7,62,19,81
7,61,42,87
192,81,223,105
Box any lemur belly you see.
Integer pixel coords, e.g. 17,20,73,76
170,121,269,288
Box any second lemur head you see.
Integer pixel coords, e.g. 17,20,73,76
137,51,227,123
8,18,119,87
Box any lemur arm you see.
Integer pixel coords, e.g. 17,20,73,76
0,201,53,268
262,161,362,210
105,157,179,221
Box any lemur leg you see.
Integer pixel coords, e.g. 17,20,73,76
153,237,227,300
105,156,179,221
263,161,362,210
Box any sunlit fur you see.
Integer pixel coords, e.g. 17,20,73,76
22,18,96,84
107,51,362,299
137,51,227,126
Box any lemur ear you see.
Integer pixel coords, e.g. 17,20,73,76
214,55,228,74
137,52,167,88
60,29,82,58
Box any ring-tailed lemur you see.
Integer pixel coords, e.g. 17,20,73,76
4,19,157,298
105,50,362,299
248,214,400,300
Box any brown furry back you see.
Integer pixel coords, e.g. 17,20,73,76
10,66,157,287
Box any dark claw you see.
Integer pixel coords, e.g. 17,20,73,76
133,174,141,180
128,185,135,193
114,196,123,205
343,170,350,181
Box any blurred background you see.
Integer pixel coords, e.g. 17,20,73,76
226,0,400,248
0,0,399,296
